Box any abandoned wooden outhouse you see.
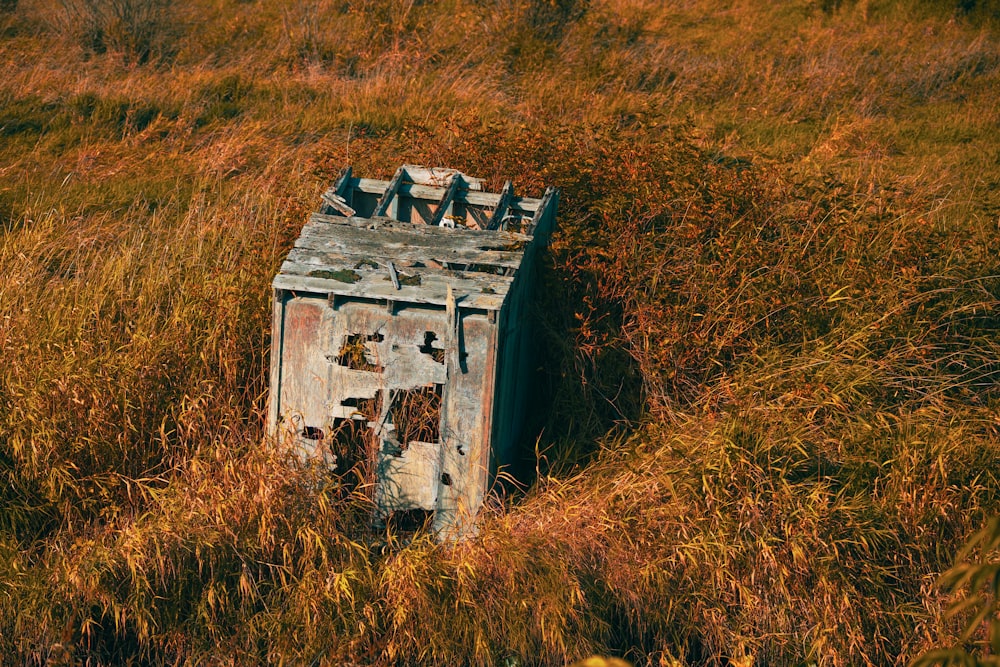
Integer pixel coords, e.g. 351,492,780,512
268,165,558,539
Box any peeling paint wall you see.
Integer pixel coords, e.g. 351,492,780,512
272,295,496,538
268,166,558,539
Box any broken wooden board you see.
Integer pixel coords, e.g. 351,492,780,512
273,264,512,311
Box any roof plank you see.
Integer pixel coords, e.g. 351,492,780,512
286,244,524,271
273,263,511,310
297,216,531,258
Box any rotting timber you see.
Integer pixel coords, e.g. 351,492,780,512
268,165,559,540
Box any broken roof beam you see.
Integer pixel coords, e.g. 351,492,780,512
373,166,407,217
387,260,401,290
353,179,541,212
486,180,513,231
320,166,357,216
427,174,464,227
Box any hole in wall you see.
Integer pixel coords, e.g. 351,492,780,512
418,331,445,364
340,396,376,413
440,472,452,486
390,384,442,447
301,426,325,440
327,391,382,480
338,391,383,422
336,332,385,372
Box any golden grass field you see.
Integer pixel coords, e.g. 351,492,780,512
1,0,1000,664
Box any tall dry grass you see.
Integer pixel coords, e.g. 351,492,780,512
1,0,1000,664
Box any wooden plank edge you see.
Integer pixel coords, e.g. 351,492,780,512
286,245,526,271
528,187,559,243
278,257,516,291
271,274,507,310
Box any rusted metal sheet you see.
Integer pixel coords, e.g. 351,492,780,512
269,165,558,540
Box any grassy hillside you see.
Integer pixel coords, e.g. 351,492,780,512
1,0,999,664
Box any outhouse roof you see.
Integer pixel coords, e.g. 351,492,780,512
272,165,557,311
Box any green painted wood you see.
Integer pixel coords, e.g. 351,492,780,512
486,180,513,231
373,166,406,217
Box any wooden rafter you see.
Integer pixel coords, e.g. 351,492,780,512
486,180,513,231
373,166,406,217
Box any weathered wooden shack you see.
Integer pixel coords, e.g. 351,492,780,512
268,165,558,539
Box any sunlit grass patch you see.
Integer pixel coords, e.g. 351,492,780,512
1,0,999,664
